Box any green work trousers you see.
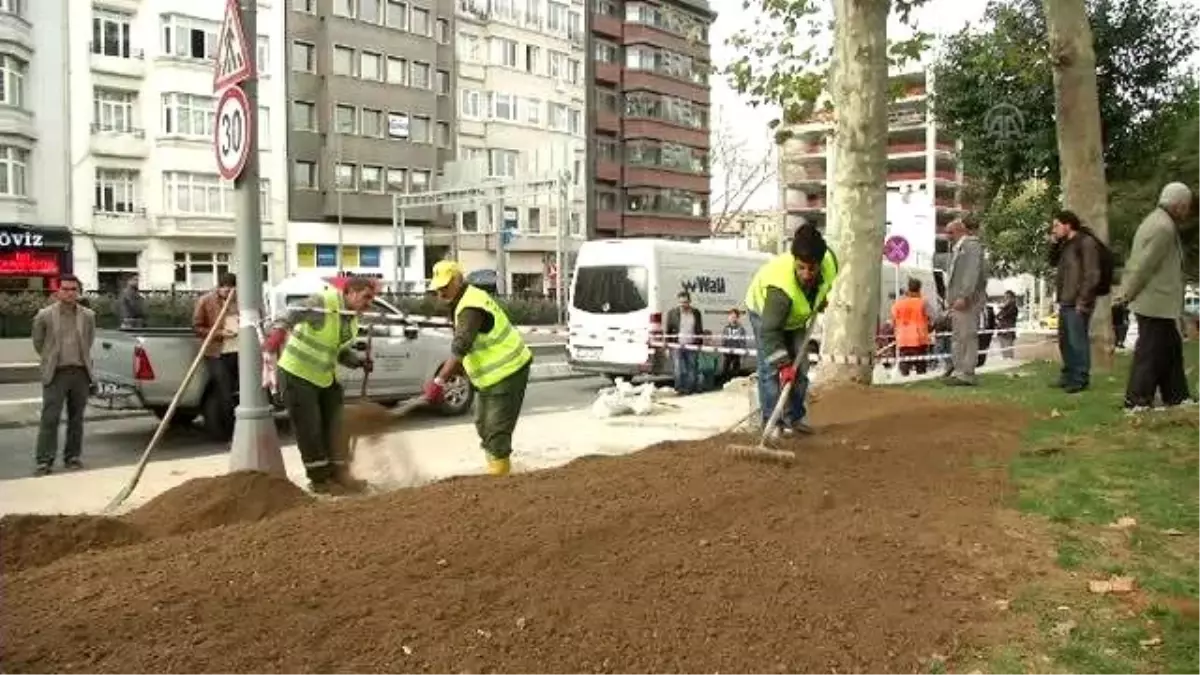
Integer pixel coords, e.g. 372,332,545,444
280,369,343,483
474,360,531,461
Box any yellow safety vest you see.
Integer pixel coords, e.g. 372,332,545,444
456,285,532,390
744,251,839,330
277,289,358,388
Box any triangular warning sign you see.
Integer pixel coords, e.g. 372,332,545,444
213,0,254,92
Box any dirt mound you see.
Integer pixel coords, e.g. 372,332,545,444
0,514,145,573
123,471,313,538
1,387,1047,674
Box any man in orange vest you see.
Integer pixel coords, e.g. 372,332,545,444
891,277,932,376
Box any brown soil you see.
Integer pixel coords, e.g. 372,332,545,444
1,386,1049,674
0,471,312,574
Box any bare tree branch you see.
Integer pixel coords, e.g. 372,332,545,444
709,108,777,234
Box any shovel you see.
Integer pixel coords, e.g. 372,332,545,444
337,326,391,474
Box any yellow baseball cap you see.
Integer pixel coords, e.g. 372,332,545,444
429,260,463,290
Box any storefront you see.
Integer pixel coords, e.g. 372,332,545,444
0,225,73,292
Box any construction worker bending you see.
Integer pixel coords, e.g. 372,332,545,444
262,275,376,492
744,224,839,436
423,261,532,477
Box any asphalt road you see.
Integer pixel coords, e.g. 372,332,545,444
0,376,608,482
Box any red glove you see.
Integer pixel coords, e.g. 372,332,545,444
262,327,288,354
422,379,445,404
778,363,797,385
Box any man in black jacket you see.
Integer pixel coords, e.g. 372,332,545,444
665,291,703,394
1048,209,1102,393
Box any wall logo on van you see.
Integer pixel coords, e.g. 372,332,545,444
681,276,727,295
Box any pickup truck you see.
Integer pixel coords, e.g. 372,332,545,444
89,286,474,440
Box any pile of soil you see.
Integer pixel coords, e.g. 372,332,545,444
0,471,312,574
2,387,1048,674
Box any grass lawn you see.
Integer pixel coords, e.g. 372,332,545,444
915,347,1199,674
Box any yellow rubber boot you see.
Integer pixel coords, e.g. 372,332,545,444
486,456,511,476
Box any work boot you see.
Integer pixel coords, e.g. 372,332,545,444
486,456,511,476
34,463,52,477
334,471,370,494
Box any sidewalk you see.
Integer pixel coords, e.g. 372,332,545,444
0,388,751,516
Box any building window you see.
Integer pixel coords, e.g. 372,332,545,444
0,0,24,15
595,188,618,211
435,121,450,147
625,45,708,84
333,0,355,16
435,69,450,95
410,61,431,88
386,0,408,29
409,115,431,142
360,51,383,81
626,2,707,42
624,187,708,217
96,252,140,294
624,91,709,129
360,0,382,22
160,15,220,61
93,88,135,133
293,100,317,130
362,108,384,137
94,168,139,214
525,44,541,73
333,46,356,76
0,55,26,108
460,210,479,232
410,7,430,34
162,172,271,218
524,97,541,125
172,252,232,290
461,89,481,118
410,169,430,192
92,9,133,58
568,108,582,135
335,163,356,190
490,92,516,121
292,41,316,71
162,93,215,137
292,0,316,13
595,137,619,161
625,139,708,173
435,18,450,43
386,56,408,85
548,102,568,131
0,146,27,197
490,38,517,68
387,168,407,192
547,1,568,32
457,32,480,61
335,104,358,134
488,149,518,178
595,87,618,113
360,165,384,192
594,39,619,63
294,160,318,189
387,112,410,138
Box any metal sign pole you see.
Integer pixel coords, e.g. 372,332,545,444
555,173,567,323
228,0,283,475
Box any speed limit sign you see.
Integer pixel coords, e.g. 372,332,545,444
213,86,252,181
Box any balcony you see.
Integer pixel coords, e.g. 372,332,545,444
622,118,707,148
596,160,621,181
90,125,148,158
0,10,34,56
623,166,708,192
593,13,622,38
622,213,710,238
622,69,709,105
623,23,708,60
887,142,955,156
90,211,152,238
0,105,35,140
90,50,147,79
156,214,281,240
790,198,826,211
596,109,619,133
595,61,621,84
595,209,622,234
888,170,959,184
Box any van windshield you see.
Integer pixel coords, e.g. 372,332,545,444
572,265,650,314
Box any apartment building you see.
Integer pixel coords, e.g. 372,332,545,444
285,0,457,291
50,0,291,292
778,69,964,263
0,0,76,291
453,0,588,296
588,0,715,240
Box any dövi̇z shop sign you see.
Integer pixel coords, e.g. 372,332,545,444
0,230,45,248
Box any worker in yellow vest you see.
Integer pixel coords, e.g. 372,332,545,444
744,224,839,436
423,261,533,477
262,275,377,492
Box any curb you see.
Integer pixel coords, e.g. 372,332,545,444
0,369,596,430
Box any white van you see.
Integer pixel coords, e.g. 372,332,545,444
567,239,770,379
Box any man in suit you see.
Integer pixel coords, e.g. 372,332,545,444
31,274,96,476
665,291,703,394
1119,182,1196,411
944,216,989,386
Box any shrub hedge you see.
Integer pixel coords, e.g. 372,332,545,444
0,291,562,338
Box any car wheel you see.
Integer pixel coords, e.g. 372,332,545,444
436,372,474,416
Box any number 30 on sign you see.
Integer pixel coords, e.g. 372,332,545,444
213,86,253,181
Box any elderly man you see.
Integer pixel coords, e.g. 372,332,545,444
425,260,533,477
943,216,989,385
1119,182,1196,411
32,274,96,476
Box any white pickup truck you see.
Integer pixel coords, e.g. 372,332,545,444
89,276,473,440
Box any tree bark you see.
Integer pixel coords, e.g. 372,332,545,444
821,0,890,384
1043,0,1115,369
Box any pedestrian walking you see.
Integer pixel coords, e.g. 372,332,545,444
31,274,95,476
1119,182,1196,411
118,273,146,329
262,275,376,493
943,216,988,385
744,224,839,435
423,261,534,477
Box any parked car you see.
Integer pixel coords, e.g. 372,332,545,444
89,276,473,440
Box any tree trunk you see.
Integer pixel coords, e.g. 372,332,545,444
1043,0,1115,370
821,0,890,384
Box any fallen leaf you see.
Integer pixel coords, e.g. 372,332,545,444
401,645,413,656
1109,576,1137,593
1051,620,1077,637
1139,637,1162,648
436,558,448,567
994,599,1011,611
1089,579,1112,594
1049,408,1063,418
1163,528,1185,536
1108,516,1137,530
516,616,527,630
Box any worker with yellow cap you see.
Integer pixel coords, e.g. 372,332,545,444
424,260,533,476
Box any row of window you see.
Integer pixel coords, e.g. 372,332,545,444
459,203,582,235
458,0,584,43
0,146,27,197
172,251,273,291
456,33,583,84
623,45,709,84
0,55,25,109
595,138,708,174
89,89,273,145
293,101,451,146
302,43,451,94
293,160,434,194
595,187,708,217
295,0,451,43
460,90,584,135
625,2,708,43
88,169,272,218
615,90,709,129
92,10,269,67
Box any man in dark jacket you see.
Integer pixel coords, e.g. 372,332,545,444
1048,209,1102,393
118,274,146,329
665,291,703,394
